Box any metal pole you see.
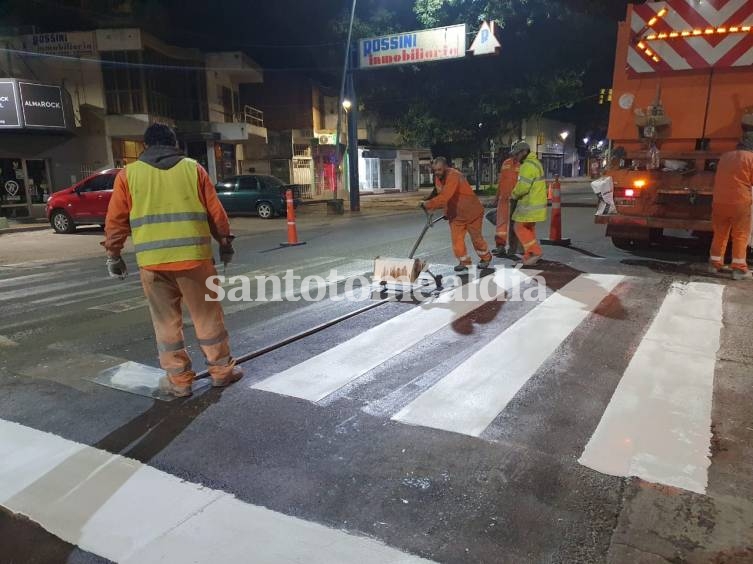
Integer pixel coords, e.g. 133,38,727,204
347,70,360,212
334,0,357,201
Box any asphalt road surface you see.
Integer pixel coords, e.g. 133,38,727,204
1,203,751,564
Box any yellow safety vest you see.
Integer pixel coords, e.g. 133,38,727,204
127,158,212,268
511,155,548,223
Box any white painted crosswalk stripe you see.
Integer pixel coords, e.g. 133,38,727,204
252,267,538,402
0,418,433,564
392,274,625,437
578,281,723,495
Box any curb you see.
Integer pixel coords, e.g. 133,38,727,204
0,225,51,235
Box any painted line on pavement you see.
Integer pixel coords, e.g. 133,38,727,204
0,418,433,564
252,267,537,402
89,296,148,313
578,281,723,494
393,274,625,437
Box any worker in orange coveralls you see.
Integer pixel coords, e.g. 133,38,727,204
422,156,493,273
491,154,521,257
103,123,243,397
709,128,753,281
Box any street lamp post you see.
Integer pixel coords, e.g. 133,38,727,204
334,0,357,206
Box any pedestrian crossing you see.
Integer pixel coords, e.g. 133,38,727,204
0,418,433,564
392,273,624,437
579,281,723,494
252,267,536,401
249,270,731,496
0,256,740,497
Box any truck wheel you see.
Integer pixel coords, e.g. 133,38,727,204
51,210,76,234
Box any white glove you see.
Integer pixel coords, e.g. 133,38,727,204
106,256,128,280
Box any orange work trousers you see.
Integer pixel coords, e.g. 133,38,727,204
710,203,751,272
140,261,234,386
495,198,511,247
450,214,492,265
514,222,543,260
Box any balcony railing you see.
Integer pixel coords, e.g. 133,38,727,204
235,105,264,128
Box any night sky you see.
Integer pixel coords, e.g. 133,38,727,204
0,0,635,136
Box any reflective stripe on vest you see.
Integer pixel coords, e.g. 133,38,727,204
127,158,212,268
515,203,548,214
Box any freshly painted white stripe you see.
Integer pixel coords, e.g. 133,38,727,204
393,274,625,437
0,419,433,564
253,267,537,402
579,282,723,494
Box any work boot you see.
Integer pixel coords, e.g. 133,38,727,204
212,367,244,388
707,261,730,274
491,246,506,257
732,269,753,281
522,254,542,267
159,376,192,398
454,263,470,273
478,257,493,270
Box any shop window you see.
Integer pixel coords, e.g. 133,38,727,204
361,158,379,191
379,159,396,189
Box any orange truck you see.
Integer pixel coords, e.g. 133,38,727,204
596,0,753,250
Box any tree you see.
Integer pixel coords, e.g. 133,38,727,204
343,0,625,157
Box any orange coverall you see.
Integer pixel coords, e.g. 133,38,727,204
709,149,753,272
425,168,491,266
496,158,520,247
104,164,236,387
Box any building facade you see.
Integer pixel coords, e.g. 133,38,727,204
0,29,266,218
521,117,579,178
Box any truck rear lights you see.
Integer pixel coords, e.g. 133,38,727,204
625,189,636,197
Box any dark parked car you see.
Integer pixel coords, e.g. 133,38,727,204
215,175,299,219
46,169,120,234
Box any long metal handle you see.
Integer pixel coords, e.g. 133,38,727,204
408,208,437,259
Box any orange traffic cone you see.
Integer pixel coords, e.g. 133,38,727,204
541,176,571,247
280,188,306,247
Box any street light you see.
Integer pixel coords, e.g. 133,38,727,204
583,137,590,145
342,99,352,112
334,0,358,204
559,131,569,141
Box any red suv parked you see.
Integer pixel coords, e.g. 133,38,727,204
46,169,120,233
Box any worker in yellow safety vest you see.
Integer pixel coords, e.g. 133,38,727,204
510,141,548,266
103,123,242,398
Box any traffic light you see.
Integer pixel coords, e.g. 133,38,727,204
607,88,613,102
598,88,613,105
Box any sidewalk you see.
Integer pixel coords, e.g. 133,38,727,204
0,218,50,235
